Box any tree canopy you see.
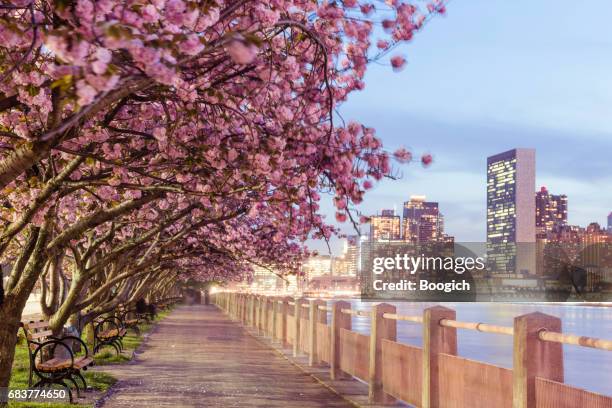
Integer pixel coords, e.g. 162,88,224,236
0,0,445,390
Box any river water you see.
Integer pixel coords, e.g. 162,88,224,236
343,301,612,396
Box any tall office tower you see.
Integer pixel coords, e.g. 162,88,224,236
487,148,536,275
608,212,612,233
369,210,401,241
535,186,568,236
402,195,445,243
343,235,359,276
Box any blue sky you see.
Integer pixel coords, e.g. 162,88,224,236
309,0,612,255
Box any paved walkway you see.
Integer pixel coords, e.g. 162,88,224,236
97,305,351,408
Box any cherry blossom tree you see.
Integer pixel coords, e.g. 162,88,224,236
0,0,446,392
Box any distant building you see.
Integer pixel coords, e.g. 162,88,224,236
345,235,359,275
369,210,401,241
302,255,332,280
251,266,282,293
535,186,567,236
608,212,612,233
487,148,536,274
332,236,359,276
538,223,612,289
402,195,446,243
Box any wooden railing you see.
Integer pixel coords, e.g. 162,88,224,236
214,292,612,408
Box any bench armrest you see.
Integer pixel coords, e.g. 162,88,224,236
53,335,90,358
94,317,121,337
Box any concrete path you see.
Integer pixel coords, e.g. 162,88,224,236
96,305,352,408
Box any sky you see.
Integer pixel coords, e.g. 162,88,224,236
309,0,612,255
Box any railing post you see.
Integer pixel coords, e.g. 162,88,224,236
242,294,247,323
269,297,274,336
262,296,268,335
256,295,265,334
244,293,253,327
246,294,251,325
369,303,396,404
308,300,316,365
235,293,240,321
251,295,257,328
293,297,302,357
513,312,563,408
258,296,264,333
308,300,326,366
281,297,290,346
261,296,267,333
271,297,278,340
253,295,261,333
422,306,457,408
330,301,351,380
232,293,236,319
244,293,252,327
241,294,247,324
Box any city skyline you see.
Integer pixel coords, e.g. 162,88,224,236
307,0,612,255
311,146,610,257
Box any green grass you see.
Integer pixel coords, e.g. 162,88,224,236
8,309,172,407
8,341,116,408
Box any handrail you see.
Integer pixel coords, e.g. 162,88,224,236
341,309,370,318
382,313,423,323
539,330,612,351
439,319,514,336
224,293,612,352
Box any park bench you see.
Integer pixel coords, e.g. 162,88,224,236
118,306,145,335
93,315,127,356
20,319,94,403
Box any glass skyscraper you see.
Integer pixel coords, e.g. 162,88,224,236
369,209,401,241
486,148,536,275
402,195,445,243
535,186,568,236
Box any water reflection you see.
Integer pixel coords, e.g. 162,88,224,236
341,301,612,395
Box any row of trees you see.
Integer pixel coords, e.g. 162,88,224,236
0,0,445,389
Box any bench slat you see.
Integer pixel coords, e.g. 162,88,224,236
23,321,50,330
74,356,94,369
29,330,53,340
36,358,71,372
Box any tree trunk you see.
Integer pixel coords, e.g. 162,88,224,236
0,292,30,393
49,273,84,335
0,223,50,399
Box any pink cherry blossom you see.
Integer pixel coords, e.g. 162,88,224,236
227,40,258,65
421,153,434,167
393,147,412,163
335,212,347,223
390,55,406,71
